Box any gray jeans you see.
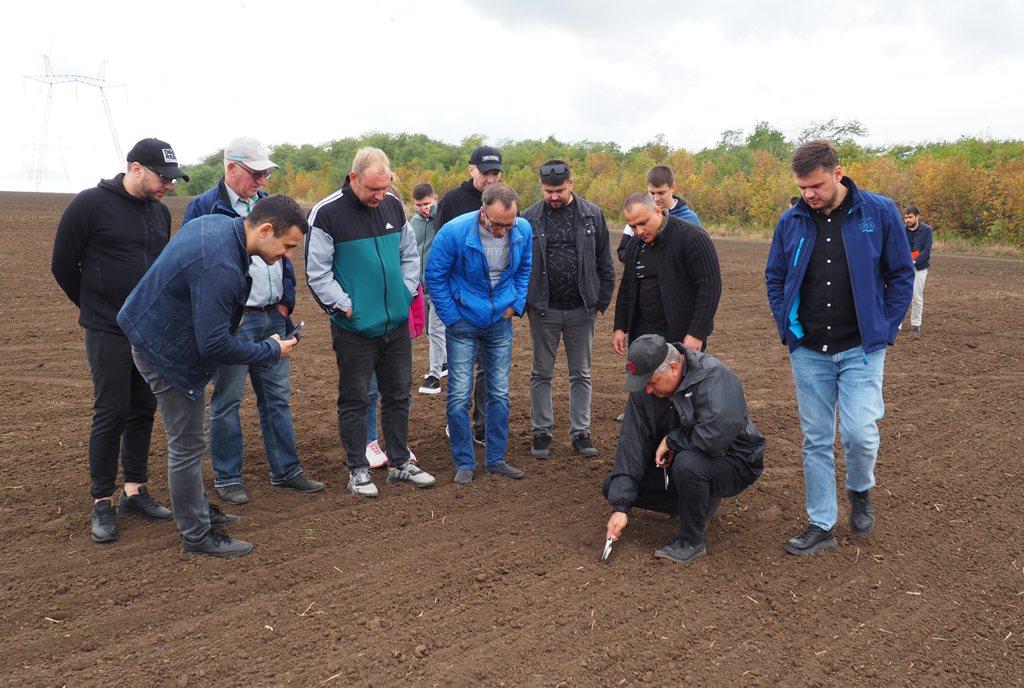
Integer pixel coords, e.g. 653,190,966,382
425,293,447,378
132,350,212,544
528,306,597,437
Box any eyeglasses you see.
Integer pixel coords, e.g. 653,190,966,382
144,166,177,185
232,161,272,181
483,208,516,232
539,162,569,178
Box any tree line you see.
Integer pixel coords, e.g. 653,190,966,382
177,120,1024,246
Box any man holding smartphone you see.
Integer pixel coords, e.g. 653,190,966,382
118,194,307,557
183,137,322,505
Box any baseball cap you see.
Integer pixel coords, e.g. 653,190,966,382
624,334,670,392
224,136,279,172
469,145,503,173
126,138,189,182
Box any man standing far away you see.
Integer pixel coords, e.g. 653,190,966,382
522,160,615,460
617,165,702,263
612,193,721,357
52,138,186,544
903,206,933,334
425,183,532,485
306,147,435,498
765,139,914,556
604,334,765,564
118,194,309,558
435,146,504,444
182,137,323,505
411,183,447,394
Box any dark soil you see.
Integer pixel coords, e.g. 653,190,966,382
1,191,1020,687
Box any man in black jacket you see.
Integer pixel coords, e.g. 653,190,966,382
435,145,504,444
612,194,722,357
603,335,765,563
522,160,615,459
51,138,187,544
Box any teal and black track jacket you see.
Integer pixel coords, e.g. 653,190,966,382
306,182,420,337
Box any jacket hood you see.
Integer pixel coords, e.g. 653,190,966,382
97,174,152,205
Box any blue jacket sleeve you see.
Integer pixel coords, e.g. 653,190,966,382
764,220,789,343
511,221,533,316
917,224,933,268
880,200,915,343
192,266,280,366
424,225,460,326
280,257,297,312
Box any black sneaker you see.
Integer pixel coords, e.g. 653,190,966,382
531,432,552,459
440,363,448,378
418,375,441,395
274,472,325,493
473,428,486,446
571,432,598,457
209,503,240,526
783,524,837,556
118,486,172,521
181,528,254,558
847,489,875,535
91,498,118,543
654,538,706,564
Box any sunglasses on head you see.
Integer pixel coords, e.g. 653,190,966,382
539,163,569,178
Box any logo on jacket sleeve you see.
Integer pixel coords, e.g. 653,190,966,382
858,218,876,233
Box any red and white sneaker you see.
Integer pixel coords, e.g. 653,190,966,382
365,441,387,469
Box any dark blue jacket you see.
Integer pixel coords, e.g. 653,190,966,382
425,210,532,328
906,221,933,271
117,214,281,400
183,179,296,312
765,177,914,354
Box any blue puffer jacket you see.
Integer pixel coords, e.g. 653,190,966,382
117,214,280,400
765,177,914,354
425,210,532,328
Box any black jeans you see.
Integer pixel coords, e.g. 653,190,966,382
84,329,157,498
331,323,412,470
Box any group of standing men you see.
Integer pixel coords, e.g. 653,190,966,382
53,135,921,563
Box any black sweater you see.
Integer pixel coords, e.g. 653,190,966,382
436,179,483,229
613,215,722,342
51,175,171,334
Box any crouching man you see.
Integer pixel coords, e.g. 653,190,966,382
603,334,765,564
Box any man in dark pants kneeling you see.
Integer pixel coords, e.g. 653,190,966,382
603,335,765,563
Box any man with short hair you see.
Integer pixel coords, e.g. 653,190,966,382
306,147,435,498
617,165,702,262
603,334,765,564
522,160,615,459
118,194,309,557
52,138,186,544
426,183,532,484
612,193,722,356
903,206,933,334
435,146,504,443
766,140,914,556
412,182,447,394
183,137,322,504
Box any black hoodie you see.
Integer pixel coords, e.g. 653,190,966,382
435,179,483,230
51,174,171,334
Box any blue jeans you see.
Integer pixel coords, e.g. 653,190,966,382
790,345,886,530
445,317,513,470
209,309,302,487
365,373,412,444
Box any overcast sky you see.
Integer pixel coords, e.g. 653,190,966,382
4,0,1023,192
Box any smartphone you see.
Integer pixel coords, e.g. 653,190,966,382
283,320,304,340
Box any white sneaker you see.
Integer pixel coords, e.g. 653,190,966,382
365,441,387,469
347,468,378,498
408,447,418,464
386,462,436,488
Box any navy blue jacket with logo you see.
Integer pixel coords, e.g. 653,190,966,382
765,177,914,354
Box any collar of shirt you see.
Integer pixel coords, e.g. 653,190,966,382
225,184,253,218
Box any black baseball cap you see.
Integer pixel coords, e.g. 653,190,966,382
126,138,189,182
624,334,670,392
469,145,503,173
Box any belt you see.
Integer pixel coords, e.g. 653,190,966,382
244,302,280,312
